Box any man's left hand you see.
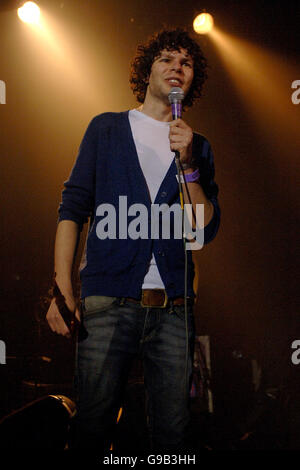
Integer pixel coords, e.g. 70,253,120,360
169,119,193,166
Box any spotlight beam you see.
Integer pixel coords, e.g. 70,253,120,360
193,13,214,35
18,1,40,25
208,26,299,157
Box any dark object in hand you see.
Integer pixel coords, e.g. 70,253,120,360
52,281,80,337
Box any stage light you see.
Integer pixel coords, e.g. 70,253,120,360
18,2,40,25
193,13,214,35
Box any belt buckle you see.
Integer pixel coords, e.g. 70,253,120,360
140,290,168,308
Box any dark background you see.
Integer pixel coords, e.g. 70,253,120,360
0,0,299,450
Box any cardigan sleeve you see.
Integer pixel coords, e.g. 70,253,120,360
192,132,221,244
57,116,100,231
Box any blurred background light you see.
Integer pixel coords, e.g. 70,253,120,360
17,1,40,24
193,13,214,35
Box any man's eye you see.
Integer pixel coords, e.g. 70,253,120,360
183,62,192,67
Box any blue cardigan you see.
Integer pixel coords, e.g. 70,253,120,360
58,111,220,299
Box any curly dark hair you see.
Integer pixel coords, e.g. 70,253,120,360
129,28,208,109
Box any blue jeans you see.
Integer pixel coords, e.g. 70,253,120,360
69,296,195,453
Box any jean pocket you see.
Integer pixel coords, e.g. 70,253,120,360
173,304,194,322
82,295,117,317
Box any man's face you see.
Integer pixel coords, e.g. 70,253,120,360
146,48,194,105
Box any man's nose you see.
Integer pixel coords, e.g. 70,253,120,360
171,61,183,73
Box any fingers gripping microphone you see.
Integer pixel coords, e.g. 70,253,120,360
168,86,184,120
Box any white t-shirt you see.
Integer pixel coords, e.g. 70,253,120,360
128,109,174,289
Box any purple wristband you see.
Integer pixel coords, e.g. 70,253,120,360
184,168,200,182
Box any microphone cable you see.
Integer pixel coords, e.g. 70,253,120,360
169,87,199,403
174,150,198,404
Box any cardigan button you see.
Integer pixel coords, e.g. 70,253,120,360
161,191,167,198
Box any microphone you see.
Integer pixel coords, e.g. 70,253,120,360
168,87,184,120
168,87,184,161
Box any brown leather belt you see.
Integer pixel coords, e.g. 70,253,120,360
125,289,190,308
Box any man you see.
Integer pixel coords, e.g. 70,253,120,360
46,28,220,453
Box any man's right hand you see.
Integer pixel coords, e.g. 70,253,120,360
47,220,81,338
46,296,81,338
